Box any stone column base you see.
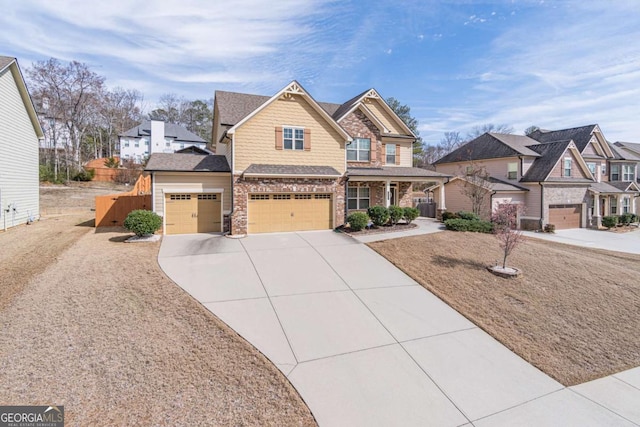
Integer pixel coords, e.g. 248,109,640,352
436,208,447,221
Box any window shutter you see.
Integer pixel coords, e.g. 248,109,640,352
381,144,386,164
275,126,283,150
304,129,311,151
370,140,376,162
395,144,400,165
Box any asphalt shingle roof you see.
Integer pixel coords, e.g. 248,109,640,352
607,181,638,192
145,153,230,172
214,91,271,125
121,120,206,143
347,167,450,178
244,164,341,176
434,133,540,164
615,141,640,157
609,143,640,161
486,176,529,191
528,125,596,151
520,140,573,182
0,55,15,71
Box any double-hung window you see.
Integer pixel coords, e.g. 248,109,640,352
587,162,596,175
611,197,618,214
386,144,396,164
284,127,304,150
507,162,518,180
134,141,140,148
347,186,370,210
622,197,630,214
347,138,370,161
622,165,635,181
563,158,572,177
611,164,620,181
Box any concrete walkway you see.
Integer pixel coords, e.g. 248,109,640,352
523,227,640,254
158,231,639,426
351,216,445,243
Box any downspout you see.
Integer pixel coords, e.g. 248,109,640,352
221,130,234,235
344,175,350,227
539,182,544,230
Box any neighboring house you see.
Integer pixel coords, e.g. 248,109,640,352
119,120,207,164
0,56,44,230
146,81,448,235
434,125,639,229
613,141,640,214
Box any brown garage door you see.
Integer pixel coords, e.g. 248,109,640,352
549,204,581,229
248,193,332,233
165,193,222,234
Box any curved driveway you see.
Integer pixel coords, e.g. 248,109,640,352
158,230,638,426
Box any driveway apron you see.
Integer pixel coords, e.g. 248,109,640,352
159,231,635,427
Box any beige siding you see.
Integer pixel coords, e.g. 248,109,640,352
522,183,542,219
582,142,597,157
434,179,491,218
399,140,413,166
522,157,535,176
153,172,232,216
0,65,39,229
549,149,589,179
363,99,404,134
233,96,345,173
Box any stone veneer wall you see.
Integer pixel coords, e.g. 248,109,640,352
342,110,383,168
542,185,590,227
230,175,346,234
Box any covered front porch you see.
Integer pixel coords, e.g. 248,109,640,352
346,167,450,214
588,181,639,228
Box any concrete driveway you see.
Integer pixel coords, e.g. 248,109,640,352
159,231,638,427
523,227,640,254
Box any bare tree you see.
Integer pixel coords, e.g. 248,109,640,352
459,162,492,217
524,125,540,136
148,94,213,143
27,58,105,174
466,123,514,140
491,203,525,269
98,87,144,157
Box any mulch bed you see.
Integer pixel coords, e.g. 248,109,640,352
339,222,418,236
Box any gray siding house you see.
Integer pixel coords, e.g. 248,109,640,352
0,56,43,230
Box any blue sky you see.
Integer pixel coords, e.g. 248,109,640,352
2,0,639,143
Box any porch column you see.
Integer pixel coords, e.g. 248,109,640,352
439,180,446,211
632,196,637,215
593,194,601,228
617,194,622,215
385,180,391,208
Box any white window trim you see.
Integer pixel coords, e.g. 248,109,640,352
563,157,572,177
348,185,370,210
507,162,518,180
282,125,305,150
386,144,396,165
622,165,635,181
347,138,371,161
611,164,620,181
621,197,630,213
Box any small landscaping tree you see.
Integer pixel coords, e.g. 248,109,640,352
346,212,369,232
103,157,120,168
403,207,420,224
388,205,404,225
367,206,390,227
123,210,162,237
459,163,492,217
491,204,525,269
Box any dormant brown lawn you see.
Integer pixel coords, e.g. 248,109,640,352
369,231,640,386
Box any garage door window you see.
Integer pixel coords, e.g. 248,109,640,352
170,194,191,200
348,186,370,209
198,194,217,200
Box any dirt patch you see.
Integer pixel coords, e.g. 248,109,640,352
369,231,640,386
0,186,316,426
40,181,131,213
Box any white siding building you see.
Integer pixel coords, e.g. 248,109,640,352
0,56,44,230
119,120,207,163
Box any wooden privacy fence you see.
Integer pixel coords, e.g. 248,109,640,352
95,175,153,227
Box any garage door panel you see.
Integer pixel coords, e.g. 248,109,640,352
549,204,581,229
248,193,332,234
165,193,222,235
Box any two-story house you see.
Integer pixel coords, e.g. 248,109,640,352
0,56,44,229
433,125,639,229
119,119,207,164
145,81,449,235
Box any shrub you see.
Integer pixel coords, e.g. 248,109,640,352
544,224,556,233
602,215,618,229
346,212,369,232
444,218,493,233
367,206,390,227
123,209,162,236
39,165,63,183
441,211,459,221
619,213,633,225
456,211,480,221
388,205,404,225
403,207,420,224
72,168,95,181
103,157,119,168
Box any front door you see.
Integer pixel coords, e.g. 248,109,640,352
390,185,397,206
